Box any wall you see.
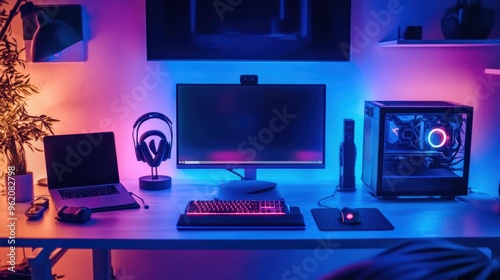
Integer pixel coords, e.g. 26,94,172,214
9,0,498,197
4,0,500,279
4,0,498,196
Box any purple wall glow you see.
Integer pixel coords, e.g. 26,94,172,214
2,0,500,279
5,0,499,197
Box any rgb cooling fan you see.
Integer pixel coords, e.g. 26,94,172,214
384,113,465,171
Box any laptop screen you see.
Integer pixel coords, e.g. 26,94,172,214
43,132,120,189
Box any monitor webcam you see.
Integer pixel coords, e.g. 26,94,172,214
240,75,258,85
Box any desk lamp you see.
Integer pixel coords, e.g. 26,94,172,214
1,0,82,187
0,0,82,62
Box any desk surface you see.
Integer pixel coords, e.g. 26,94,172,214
2,180,500,254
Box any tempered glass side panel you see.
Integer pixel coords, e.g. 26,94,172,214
381,111,468,192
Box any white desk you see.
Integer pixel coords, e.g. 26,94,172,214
2,180,500,280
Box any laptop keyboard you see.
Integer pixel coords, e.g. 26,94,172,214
59,185,119,199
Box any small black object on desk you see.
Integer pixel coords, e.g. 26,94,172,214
25,197,50,220
56,206,92,224
339,207,361,225
25,205,46,220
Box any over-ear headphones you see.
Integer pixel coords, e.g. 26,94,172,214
132,112,173,168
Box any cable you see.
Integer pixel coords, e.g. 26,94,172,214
317,185,339,208
226,168,244,180
129,192,149,209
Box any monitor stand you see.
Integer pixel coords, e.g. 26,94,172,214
215,169,283,200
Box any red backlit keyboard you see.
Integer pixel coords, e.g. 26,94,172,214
185,200,288,215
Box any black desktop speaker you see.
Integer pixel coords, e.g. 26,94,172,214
339,119,356,192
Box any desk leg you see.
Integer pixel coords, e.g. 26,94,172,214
28,248,67,280
28,249,52,280
93,249,112,280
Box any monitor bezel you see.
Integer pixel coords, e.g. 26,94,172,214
175,83,326,170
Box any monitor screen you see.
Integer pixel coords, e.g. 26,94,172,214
176,84,326,171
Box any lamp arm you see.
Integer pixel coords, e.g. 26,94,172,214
0,0,26,41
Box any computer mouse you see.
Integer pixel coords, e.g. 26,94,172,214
339,207,361,224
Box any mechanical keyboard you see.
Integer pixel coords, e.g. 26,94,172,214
185,200,288,215
177,199,305,229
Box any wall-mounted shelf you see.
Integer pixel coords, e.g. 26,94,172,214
485,68,500,75
379,39,500,47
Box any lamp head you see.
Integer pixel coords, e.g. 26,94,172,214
30,10,81,62
19,2,83,62
0,1,83,62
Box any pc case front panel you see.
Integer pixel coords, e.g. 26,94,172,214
362,102,380,195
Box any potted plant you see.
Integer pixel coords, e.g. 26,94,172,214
441,0,495,39
1,0,58,201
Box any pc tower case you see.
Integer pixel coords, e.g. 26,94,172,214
362,101,473,198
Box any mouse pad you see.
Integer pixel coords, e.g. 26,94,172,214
311,208,394,231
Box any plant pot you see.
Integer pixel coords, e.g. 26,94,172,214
5,171,34,202
441,2,495,39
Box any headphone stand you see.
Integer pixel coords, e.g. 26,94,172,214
132,112,173,191
139,167,172,190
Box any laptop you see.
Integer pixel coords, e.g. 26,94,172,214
43,131,140,212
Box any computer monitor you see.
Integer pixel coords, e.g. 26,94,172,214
176,83,326,199
146,0,352,61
